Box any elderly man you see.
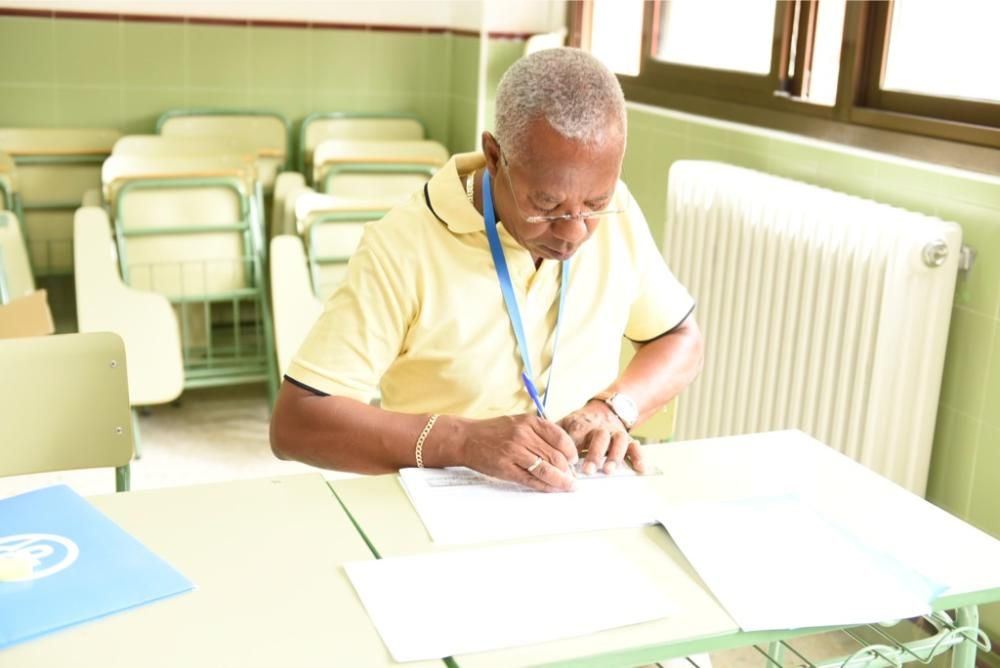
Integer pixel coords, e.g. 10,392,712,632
270,47,702,492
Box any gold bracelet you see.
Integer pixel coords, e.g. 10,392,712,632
415,414,439,468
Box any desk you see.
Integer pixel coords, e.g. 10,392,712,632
331,432,1000,668
3,474,441,668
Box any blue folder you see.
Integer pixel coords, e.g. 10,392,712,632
0,485,194,649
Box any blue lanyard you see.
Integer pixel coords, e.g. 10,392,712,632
482,170,569,412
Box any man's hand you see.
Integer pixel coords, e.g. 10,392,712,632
558,401,645,475
458,414,578,492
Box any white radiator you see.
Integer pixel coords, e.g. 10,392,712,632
664,161,962,496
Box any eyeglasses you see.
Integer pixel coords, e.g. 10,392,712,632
499,150,627,225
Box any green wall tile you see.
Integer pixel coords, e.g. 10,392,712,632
983,326,1000,431
186,87,249,108
939,307,992,414
0,84,58,126
0,17,55,85
969,422,1000,537
424,33,453,96
368,32,426,95
943,199,1000,318
56,86,122,127
249,27,307,91
310,89,374,115
54,18,121,87
926,407,979,517
939,171,1000,208
416,93,452,148
308,28,371,94
122,21,185,87
246,90,308,124
868,162,943,214
121,87,185,135
187,24,249,90
450,35,480,101
448,96,478,154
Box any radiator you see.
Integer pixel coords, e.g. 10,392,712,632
664,161,962,496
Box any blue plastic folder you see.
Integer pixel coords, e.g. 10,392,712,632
0,485,194,649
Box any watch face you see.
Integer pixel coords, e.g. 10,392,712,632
609,393,638,428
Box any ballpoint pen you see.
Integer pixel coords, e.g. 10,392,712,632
521,371,576,478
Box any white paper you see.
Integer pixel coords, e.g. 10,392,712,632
659,495,947,631
344,537,675,662
398,465,661,544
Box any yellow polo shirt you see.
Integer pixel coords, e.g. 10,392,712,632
286,152,694,420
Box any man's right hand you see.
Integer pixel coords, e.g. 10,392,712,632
456,414,578,492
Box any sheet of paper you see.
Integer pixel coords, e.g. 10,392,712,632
398,465,661,544
659,495,947,631
344,537,675,662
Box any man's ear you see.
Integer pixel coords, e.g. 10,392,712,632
481,131,501,176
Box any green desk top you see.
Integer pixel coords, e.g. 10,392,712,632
3,474,441,668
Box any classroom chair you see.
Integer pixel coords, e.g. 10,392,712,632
0,151,24,229
0,128,120,276
293,190,389,302
0,210,34,305
271,171,309,238
156,109,290,194
0,332,135,492
297,112,426,184
312,139,449,201
101,154,277,405
74,207,184,455
269,235,323,378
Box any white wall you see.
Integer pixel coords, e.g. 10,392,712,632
2,0,566,33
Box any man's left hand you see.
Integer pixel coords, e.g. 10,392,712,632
557,401,645,475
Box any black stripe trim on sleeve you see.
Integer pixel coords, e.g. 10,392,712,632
283,374,330,397
626,302,697,345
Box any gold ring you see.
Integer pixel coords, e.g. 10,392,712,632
526,455,543,473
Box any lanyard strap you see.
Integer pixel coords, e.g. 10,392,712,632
482,170,569,409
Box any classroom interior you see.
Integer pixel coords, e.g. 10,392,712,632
0,0,998,665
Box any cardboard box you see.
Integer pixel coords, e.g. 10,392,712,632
0,290,55,339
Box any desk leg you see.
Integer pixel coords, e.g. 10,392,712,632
951,606,980,668
764,640,785,668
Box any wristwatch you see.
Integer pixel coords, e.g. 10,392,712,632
592,391,639,431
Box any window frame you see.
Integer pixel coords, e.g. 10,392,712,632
568,0,1000,163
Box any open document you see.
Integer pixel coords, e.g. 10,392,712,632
658,495,948,631
344,537,675,662
398,465,661,544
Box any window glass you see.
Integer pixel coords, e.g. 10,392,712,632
883,1,1000,103
655,0,777,74
590,0,645,76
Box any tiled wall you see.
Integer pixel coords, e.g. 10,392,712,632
0,14,500,154
622,103,1000,640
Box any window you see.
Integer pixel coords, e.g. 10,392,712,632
571,0,1000,150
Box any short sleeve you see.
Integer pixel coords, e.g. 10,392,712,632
285,224,414,400
622,193,695,342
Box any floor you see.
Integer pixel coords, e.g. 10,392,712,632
1,382,946,668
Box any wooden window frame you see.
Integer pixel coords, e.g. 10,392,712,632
567,0,1000,168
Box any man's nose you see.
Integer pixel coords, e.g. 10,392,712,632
551,214,590,243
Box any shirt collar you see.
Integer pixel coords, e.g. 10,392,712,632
425,152,487,234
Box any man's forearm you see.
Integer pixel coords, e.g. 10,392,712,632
600,317,704,425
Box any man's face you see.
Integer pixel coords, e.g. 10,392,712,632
487,119,624,262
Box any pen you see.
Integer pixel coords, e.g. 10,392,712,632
521,371,576,479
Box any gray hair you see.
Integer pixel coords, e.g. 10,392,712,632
495,47,627,162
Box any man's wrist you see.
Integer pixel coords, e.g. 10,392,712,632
589,391,639,430
420,414,464,467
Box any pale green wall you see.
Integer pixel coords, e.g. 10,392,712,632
0,14,475,154
622,103,1000,639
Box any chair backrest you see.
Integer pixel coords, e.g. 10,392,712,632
102,155,258,298
74,207,184,407
294,191,387,301
0,210,35,304
0,128,119,276
313,139,447,201
113,134,256,161
157,109,289,191
0,332,134,491
270,235,323,377
0,150,16,213
271,171,309,238
299,113,425,181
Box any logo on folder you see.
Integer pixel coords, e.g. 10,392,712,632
0,533,80,582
